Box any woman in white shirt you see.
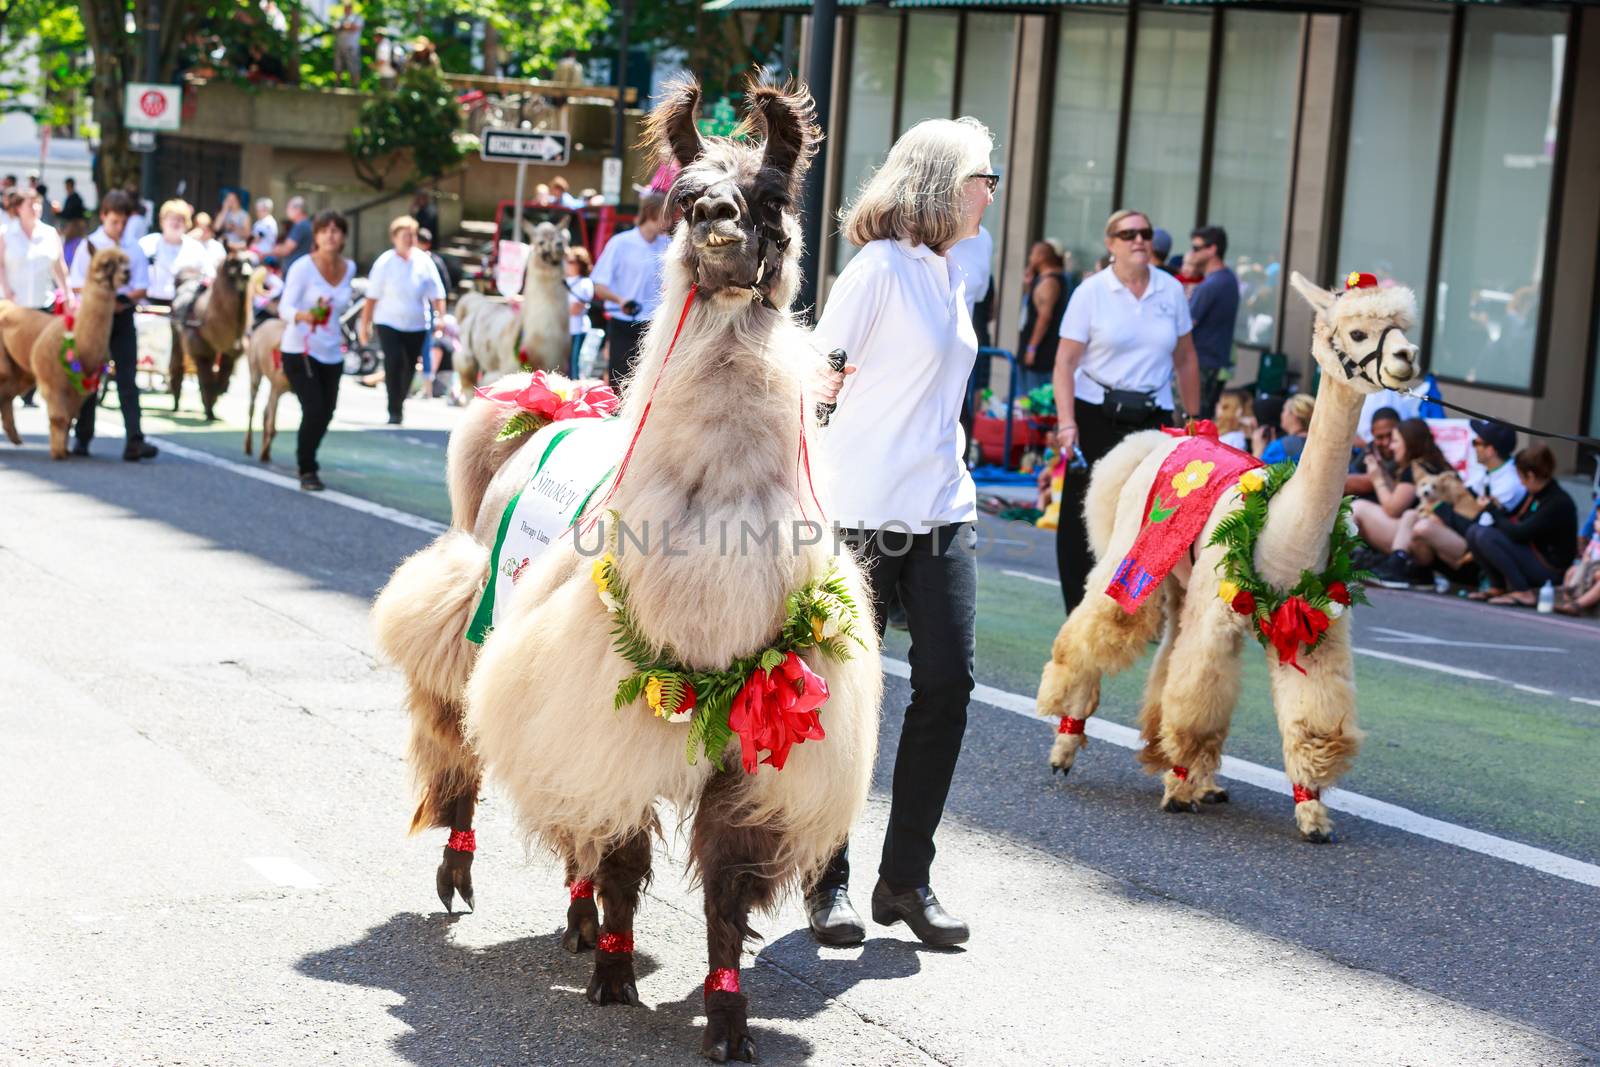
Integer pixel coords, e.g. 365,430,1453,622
0,188,70,311
1052,208,1201,612
564,245,595,377
280,210,357,490
806,117,996,951
250,197,279,258
139,199,215,305
358,215,446,425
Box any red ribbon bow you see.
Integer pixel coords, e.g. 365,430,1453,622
1258,596,1330,674
728,651,829,774
1162,419,1219,439
475,370,620,422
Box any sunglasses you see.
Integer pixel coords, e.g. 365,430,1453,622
971,173,1001,194
1191,242,1211,252
1112,227,1154,243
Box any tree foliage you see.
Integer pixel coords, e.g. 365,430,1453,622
0,0,90,128
346,62,465,190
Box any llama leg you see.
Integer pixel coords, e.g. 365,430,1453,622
1134,587,1178,775
47,408,70,460
1267,618,1362,843
562,847,599,954
1,395,19,446
692,771,782,1064
1039,568,1165,776
402,681,482,911
194,353,219,421
436,787,479,912
262,386,281,464
168,339,184,411
244,363,260,455
585,828,652,1006
1150,581,1246,813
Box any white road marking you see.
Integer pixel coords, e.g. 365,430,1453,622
1571,697,1600,709
151,437,448,537
154,440,1600,891
245,856,321,888
1513,683,1556,696
1002,569,1062,587
1350,646,1498,681
1366,625,1563,654
880,656,1600,890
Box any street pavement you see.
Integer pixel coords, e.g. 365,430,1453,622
2,382,1598,1066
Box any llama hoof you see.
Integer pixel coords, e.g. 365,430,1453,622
1052,762,1071,778
1200,788,1230,804
702,991,757,1063
562,897,599,953
586,949,639,1006
1294,798,1336,843
1047,732,1085,777
436,847,475,913
1162,797,1200,814
1301,828,1337,845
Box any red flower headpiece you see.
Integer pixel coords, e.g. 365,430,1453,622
1344,271,1378,291
475,370,620,422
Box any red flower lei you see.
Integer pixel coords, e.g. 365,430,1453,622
727,651,829,773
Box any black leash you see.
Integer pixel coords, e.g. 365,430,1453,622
1409,390,1600,450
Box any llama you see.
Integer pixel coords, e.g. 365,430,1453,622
0,247,129,459
242,317,290,463
169,252,251,421
455,220,570,393
372,79,881,1062
1036,271,1421,843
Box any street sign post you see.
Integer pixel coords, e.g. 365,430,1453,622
479,128,573,253
602,157,623,204
125,83,182,132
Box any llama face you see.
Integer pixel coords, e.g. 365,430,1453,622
530,221,569,269
221,251,252,290
646,79,820,304
90,247,131,291
1289,271,1423,395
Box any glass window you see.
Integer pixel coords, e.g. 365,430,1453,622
1432,8,1568,390
899,13,959,134
1042,12,1125,277
1121,10,1210,254
957,13,1017,279
1206,12,1301,350
1336,8,1452,324
1590,304,1600,440
833,15,902,269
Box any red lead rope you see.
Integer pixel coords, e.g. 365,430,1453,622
577,285,700,535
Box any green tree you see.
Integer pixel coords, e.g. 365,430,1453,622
0,0,90,129
346,62,465,190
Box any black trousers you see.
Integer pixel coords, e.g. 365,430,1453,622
73,307,143,446
606,318,648,391
281,352,342,475
1054,398,1174,614
377,325,425,422
816,523,977,892
1467,525,1563,593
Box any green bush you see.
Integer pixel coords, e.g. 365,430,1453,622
346,63,465,189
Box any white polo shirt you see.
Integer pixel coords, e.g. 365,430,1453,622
365,248,446,332
2,220,63,308
139,232,216,301
947,225,993,324
591,227,670,322
814,238,977,531
69,225,150,298
1060,265,1192,410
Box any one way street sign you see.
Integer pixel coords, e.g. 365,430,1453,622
480,128,572,167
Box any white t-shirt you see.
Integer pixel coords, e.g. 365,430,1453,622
139,232,216,301
814,238,978,531
251,215,279,256
591,228,670,322
69,226,150,298
280,255,356,363
1060,265,1193,410
1469,459,1527,516
365,248,445,332
946,225,993,324
2,220,63,308
124,211,151,246
566,275,595,335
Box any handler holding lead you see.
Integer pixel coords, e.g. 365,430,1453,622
806,117,997,948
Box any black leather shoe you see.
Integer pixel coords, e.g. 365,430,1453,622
123,439,158,462
870,879,969,947
69,440,90,457
300,472,326,492
806,885,866,946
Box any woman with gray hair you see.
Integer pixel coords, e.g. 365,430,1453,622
805,116,996,949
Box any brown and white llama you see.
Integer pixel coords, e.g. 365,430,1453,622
169,252,252,421
0,247,129,459
371,80,881,1062
455,220,570,392
1036,272,1421,842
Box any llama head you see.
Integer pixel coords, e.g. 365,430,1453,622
644,76,820,310
528,220,570,273
220,250,253,290
88,246,130,293
1290,270,1422,395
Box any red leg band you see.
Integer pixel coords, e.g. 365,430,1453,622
597,932,633,954
1293,784,1320,804
1058,716,1085,735
569,878,595,900
1171,765,1189,781
446,829,476,853
704,968,740,996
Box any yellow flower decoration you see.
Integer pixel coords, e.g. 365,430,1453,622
810,613,840,644
645,676,666,718
591,553,614,594
1346,270,1361,290
1238,469,1266,495
1217,580,1240,605
1170,459,1215,499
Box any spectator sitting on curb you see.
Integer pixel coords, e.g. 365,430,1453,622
1361,418,1453,581
1392,420,1523,598
1345,406,1402,501
1468,444,1578,607
1258,392,1313,464
1557,495,1600,615
1214,388,1252,452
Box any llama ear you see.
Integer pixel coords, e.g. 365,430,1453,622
1289,270,1336,315
644,77,704,170
747,80,821,196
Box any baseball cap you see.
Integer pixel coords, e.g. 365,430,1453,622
1152,228,1173,259
1470,419,1517,459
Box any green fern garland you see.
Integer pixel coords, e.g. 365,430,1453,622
1206,460,1373,659
598,553,864,769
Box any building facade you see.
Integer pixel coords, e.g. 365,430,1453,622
756,0,1599,466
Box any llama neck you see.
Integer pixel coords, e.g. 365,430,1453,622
75,285,118,370
1255,366,1363,586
